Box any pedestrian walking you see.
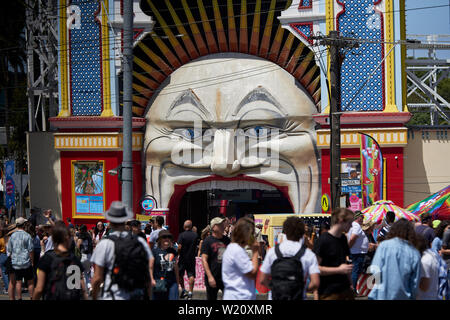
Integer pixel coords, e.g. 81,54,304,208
315,208,354,300
416,235,440,300
222,217,259,300
347,211,369,291
0,227,9,294
260,216,320,300
151,230,179,300
201,217,230,300
197,226,211,257
91,201,153,300
23,221,40,283
149,216,165,249
6,217,34,300
32,224,88,300
431,220,450,254
92,221,106,248
377,211,395,242
368,219,422,300
76,225,93,293
144,223,153,246
130,220,146,240
177,220,198,300
415,213,436,247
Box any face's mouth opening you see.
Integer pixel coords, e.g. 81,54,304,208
168,175,294,234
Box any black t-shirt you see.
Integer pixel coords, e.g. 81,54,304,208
178,230,198,264
200,235,231,282
152,247,178,284
315,232,351,296
37,250,84,298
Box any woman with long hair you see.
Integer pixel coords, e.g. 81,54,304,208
368,219,422,300
197,226,211,257
33,224,88,300
92,221,106,247
221,217,259,300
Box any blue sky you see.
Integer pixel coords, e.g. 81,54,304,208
405,0,450,59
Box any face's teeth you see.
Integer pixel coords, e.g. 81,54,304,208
186,180,277,192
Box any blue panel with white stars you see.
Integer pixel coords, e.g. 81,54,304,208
300,0,312,7
291,24,313,44
70,0,102,116
337,0,384,111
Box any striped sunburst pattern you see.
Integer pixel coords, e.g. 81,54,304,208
128,0,321,116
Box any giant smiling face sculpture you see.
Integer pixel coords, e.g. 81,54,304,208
144,53,320,216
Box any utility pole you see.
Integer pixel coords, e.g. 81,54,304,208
312,31,359,210
122,0,134,209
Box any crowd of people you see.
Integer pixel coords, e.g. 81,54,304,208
0,202,449,301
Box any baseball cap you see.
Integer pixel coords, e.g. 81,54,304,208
210,217,225,228
362,221,375,231
15,217,27,226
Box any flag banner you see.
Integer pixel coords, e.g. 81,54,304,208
4,160,15,210
406,185,450,220
360,133,383,208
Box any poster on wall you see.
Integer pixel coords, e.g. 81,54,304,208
359,133,384,208
72,161,105,218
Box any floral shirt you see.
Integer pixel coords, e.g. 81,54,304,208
7,230,33,269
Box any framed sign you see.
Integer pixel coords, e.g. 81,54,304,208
71,160,106,219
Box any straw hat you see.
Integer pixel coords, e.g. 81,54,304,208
362,221,375,231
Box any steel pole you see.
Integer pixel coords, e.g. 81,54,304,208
121,0,134,209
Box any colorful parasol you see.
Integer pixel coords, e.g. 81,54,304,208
406,185,450,221
362,200,420,224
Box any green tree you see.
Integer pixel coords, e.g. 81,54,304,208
0,0,27,162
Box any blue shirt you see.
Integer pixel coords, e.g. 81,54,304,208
7,230,33,269
431,237,442,253
368,237,421,300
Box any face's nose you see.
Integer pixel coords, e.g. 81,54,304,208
210,129,241,176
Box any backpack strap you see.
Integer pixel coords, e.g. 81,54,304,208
102,234,120,300
293,245,307,260
274,244,283,259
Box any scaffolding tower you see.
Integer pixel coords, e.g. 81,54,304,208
25,0,59,132
406,34,450,125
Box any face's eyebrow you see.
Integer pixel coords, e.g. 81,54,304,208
230,86,289,118
165,89,213,121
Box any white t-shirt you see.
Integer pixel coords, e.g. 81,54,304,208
260,239,320,299
347,221,369,254
417,249,439,300
90,231,153,300
222,243,255,300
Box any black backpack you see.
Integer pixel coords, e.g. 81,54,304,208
106,232,150,294
44,252,83,300
270,244,306,300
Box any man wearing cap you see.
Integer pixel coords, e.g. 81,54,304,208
346,211,369,292
90,201,154,300
6,217,34,300
201,216,231,300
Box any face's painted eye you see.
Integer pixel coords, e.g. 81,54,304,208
173,128,202,140
244,126,271,138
